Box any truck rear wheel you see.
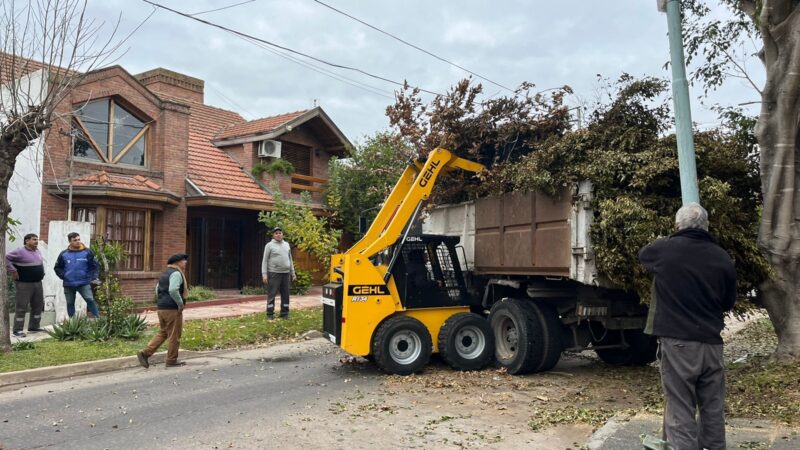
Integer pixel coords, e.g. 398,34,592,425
489,299,561,374
593,329,657,366
438,312,494,371
371,315,432,375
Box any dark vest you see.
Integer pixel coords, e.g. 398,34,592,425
156,268,184,310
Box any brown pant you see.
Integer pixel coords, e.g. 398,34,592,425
142,309,183,364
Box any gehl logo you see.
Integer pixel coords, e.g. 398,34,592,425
348,285,390,296
418,159,441,187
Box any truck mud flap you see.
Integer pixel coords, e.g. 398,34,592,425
322,283,344,345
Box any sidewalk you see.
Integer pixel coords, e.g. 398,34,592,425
9,286,324,341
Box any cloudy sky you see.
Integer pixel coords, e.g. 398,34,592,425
84,0,763,145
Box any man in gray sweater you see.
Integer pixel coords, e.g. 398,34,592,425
262,227,296,319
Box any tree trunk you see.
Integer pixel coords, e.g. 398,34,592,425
756,2,800,359
0,186,12,352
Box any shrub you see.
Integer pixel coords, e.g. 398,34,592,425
117,314,147,340
85,317,111,342
241,285,266,295
47,316,89,341
291,269,313,295
186,286,216,303
252,159,295,178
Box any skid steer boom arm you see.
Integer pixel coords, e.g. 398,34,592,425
344,148,484,260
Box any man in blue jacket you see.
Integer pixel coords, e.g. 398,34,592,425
54,232,101,319
639,203,737,450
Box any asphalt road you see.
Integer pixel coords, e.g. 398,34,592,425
0,339,379,450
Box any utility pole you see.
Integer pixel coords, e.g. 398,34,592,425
658,0,700,205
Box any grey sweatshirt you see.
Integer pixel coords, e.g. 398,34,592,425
261,239,295,276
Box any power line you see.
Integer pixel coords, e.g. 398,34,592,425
191,0,256,16
310,0,515,93
142,0,443,96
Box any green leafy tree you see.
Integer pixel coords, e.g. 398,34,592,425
325,133,416,237
682,0,800,359
258,190,341,271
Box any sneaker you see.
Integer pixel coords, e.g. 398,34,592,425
266,314,274,321
279,315,289,320
165,361,186,367
12,331,26,337
27,328,45,333
137,351,150,369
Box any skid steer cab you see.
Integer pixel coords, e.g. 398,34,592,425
322,147,492,375
323,234,493,375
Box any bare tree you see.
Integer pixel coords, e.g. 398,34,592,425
685,0,800,360
0,0,121,352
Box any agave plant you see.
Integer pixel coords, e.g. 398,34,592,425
85,317,111,342
117,314,147,340
47,316,89,341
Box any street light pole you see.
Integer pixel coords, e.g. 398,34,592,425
658,0,700,205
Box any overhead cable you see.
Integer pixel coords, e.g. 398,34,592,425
142,0,443,96
311,0,514,93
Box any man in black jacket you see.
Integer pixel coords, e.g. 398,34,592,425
137,254,189,368
639,203,737,450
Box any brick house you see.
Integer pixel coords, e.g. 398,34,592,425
38,66,349,303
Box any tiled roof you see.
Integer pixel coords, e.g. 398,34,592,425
72,171,164,192
173,97,273,203
214,110,309,141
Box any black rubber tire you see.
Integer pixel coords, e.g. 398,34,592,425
528,302,564,372
594,329,657,366
489,299,544,375
371,315,432,375
438,312,495,371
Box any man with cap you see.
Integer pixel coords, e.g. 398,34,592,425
137,253,189,368
261,227,296,319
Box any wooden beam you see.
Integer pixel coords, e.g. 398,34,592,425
291,173,328,184
112,124,149,164
290,183,324,193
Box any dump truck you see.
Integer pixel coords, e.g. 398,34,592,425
322,148,655,376
422,182,656,374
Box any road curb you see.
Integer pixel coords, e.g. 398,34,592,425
0,349,213,389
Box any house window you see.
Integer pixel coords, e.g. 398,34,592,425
72,99,148,166
73,206,152,271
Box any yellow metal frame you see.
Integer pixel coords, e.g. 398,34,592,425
329,148,485,356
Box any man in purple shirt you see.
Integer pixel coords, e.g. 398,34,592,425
6,233,46,337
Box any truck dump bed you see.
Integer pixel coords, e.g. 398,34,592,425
423,181,601,286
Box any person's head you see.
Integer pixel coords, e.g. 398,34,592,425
167,253,189,269
23,233,39,250
67,232,82,249
675,202,709,231
272,227,284,241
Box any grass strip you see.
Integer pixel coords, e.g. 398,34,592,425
1,308,323,374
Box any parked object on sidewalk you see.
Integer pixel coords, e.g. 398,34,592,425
6,233,46,335
54,232,101,319
139,253,189,368
262,227,296,320
639,203,736,449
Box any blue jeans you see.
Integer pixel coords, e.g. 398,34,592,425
64,284,101,318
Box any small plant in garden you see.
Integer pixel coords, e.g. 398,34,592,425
117,314,147,340
290,269,313,295
85,317,111,342
186,286,216,303
47,316,89,341
241,285,266,295
12,340,35,351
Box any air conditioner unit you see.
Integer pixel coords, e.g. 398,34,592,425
258,140,282,158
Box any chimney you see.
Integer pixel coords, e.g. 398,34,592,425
135,68,204,103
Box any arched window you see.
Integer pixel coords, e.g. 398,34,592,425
71,99,149,166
